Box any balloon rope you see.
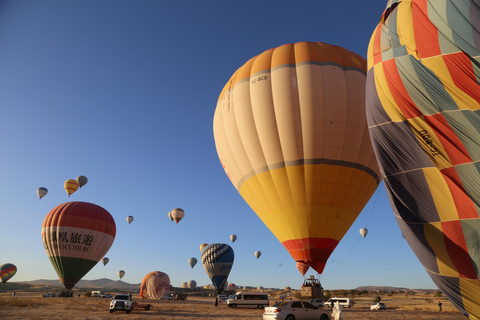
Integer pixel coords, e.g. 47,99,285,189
319,183,382,279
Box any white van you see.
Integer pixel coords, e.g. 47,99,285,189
324,297,352,308
91,291,103,298
226,291,269,308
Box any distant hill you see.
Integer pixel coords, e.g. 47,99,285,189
354,286,436,294
17,278,140,290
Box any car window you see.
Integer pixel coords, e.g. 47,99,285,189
275,301,290,307
291,302,303,308
303,302,317,309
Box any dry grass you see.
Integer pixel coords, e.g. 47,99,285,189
0,291,468,319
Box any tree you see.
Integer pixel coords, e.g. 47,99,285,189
373,296,381,303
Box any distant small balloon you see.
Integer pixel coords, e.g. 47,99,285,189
76,175,88,188
188,280,197,289
170,208,185,224
102,257,109,266
0,263,17,284
64,179,79,197
188,257,197,269
254,251,261,259
118,270,125,279
199,243,208,252
37,187,48,200
230,234,237,243
360,228,368,238
126,216,134,224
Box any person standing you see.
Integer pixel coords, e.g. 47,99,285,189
215,297,218,307
438,301,442,311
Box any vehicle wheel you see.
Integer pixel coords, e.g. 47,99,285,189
145,306,150,310
230,304,236,308
126,309,131,314
320,314,329,320
109,310,113,313
285,315,296,320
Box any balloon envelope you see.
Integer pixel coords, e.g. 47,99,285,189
359,228,368,238
37,187,48,200
102,257,109,266
41,201,116,289
201,243,234,294
139,271,170,299
254,251,261,259
0,263,17,284
188,280,197,289
230,234,237,243
126,216,134,224
188,257,197,269
213,41,380,276
181,281,188,288
118,270,125,279
64,179,79,197
199,243,208,252
170,208,184,224
366,1,480,318
76,175,88,188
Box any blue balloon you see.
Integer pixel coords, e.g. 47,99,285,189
201,243,234,294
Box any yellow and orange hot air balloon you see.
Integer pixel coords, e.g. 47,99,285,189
64,179,79,197
213,41,380,276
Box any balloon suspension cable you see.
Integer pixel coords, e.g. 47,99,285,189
319,185,381,279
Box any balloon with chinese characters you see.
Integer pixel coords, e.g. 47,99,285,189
41,201,116,290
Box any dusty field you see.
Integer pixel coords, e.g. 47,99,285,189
0,292,467,319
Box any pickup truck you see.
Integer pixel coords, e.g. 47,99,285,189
109,293,151,313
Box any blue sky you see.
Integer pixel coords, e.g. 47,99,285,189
0,0,438,290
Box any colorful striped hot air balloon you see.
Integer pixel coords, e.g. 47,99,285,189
139,271,170,299
170,208,184,224
366,1,480,319
64,179,79,197
41,201,116,290
0,263,17,284
213,41,380,276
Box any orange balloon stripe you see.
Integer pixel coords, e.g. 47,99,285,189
443,53,480,106
383,59,423,119
412,0,441,59
283,238,338,274
442,220,478,279
424,114,472,166
440,167,479,220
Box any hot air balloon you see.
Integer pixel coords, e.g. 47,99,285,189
118,270,125,279
170,208,184,224
41,201,116,290
102,257,109,266
201,243,234,294
188,257,197,269
366,1,480,318
76,175,88,188
254,251,261,259
227,283,236,290
37,187,48,200
199,243,208,252
230,234,237,243
359,228,368,238
284,286,292,291
188,280,197,289
139,271,170,299
126,216,134,224
0,263,17,284
168,211,173,222
213,41,380,276
64,179,79,197
181,281,188,288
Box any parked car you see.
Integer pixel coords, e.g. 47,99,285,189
43,292,57,297
324,297,352,308
263,300,330,320
160,294,173,300
101,293,112,298
370,302,386,310
308,298,324,308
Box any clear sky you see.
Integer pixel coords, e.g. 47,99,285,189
0,0,438,290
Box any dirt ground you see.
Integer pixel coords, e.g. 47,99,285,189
0,292,467,320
